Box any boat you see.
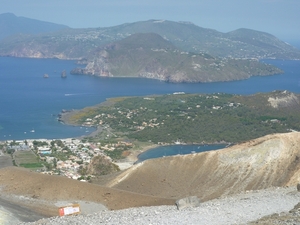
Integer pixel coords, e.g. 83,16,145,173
174,140,181,145
43,74,49,78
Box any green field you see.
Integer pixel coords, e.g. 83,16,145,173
14,150,44,169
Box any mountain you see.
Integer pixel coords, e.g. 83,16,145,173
70,33,282,83
1,132,300,218
0,19,299,60
224,28,300,59
0,13,68,40
105,132,300,201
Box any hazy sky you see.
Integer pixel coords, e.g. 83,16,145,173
1,0,299,43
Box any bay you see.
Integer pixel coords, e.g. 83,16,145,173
136,144,226,163
0,57,300,140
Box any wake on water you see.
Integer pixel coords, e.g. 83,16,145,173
64,93,91,96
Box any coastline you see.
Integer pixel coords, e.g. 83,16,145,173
58,98,118,127
58,108,160,169
114,144,158,170
58,109,81,126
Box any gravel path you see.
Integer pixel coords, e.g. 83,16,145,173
20,186,300,225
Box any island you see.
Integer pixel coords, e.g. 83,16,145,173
70,33,283,83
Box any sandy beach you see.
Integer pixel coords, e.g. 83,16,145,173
114,143,158,170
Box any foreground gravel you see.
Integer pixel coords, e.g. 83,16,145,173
21,186,300,225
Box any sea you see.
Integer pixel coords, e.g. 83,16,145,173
0,57,300,141
136,144,227,163
0,54,300,223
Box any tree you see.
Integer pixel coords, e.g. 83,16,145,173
53,158,57,168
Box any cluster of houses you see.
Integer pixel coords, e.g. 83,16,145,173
79,95,242,134
2,138,133,180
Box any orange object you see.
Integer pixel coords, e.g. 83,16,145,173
58,204,80,216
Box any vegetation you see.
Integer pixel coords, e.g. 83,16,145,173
71,33,283,83
86,155,120,176
19,162,44,168
67,91,300,145
13,150,44,169
1,19,299,60
104,149,124,160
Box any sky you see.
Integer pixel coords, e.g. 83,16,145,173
1,0,299,45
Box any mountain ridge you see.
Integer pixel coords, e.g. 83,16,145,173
0,16,298,83
70,32,283,83
0,18,299,60
0,13,69,40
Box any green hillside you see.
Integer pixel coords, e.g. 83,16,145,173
64,91,300,144
70,33,282,83
0,19,299,60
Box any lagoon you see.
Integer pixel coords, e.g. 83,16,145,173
0,57,300,140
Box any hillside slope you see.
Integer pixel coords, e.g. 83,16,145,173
0,19,299,60
64,91,300,144
0,167,174,216
0,13,68,40
1,132,300,222
70,33,282,83
106,132,300,201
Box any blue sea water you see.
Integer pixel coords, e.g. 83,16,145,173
136,144,226,163
0,57,300,140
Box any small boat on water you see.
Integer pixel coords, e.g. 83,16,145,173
43,74,49,78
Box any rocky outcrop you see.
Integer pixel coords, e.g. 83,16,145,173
86,155,120,176
268,91,300,108
175,196,201,210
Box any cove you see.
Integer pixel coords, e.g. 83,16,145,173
136,144,226,163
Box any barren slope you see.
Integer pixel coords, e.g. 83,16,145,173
0,167,174,216
2,132,300,220
106,132,300,201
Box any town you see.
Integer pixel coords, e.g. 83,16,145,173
0,137,134,181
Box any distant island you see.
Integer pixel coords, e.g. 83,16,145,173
0,16,299,83
70,33,283,83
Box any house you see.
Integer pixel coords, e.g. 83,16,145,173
38,147,52,155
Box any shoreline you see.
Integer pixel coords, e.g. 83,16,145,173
114,144,159,170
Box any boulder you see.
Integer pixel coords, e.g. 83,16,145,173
175,196,201,210
297,183,300,191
